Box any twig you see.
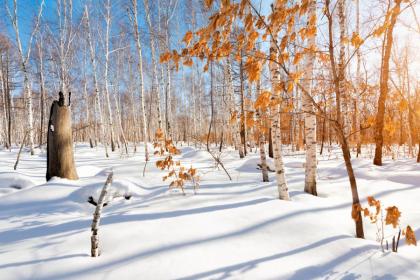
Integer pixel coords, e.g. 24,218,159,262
14,130,29,170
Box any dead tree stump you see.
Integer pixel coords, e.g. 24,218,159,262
46,92,79,181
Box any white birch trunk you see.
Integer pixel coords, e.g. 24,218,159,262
131,0,150,162
303,0,317,195
269,22,289,200
103,0,116,152
257,80,269,182
84,5,108,157
144,0,163,130
338,0,349,137
225,59,243,156
83,46,93,148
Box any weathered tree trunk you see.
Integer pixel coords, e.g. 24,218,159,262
46,92,78,181
374,0,402,166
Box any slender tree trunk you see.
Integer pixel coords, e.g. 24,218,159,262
144,0,163,130
338,0,349,139
303,0,317,195
239,56,247,157
374,0,402,166
355,0,362,156
131,0,150,163
0,56,9,149
85,5,109,157
82,45,93,148
37,40,46,149
268,127,273,158
269,11,290,200
6,55,12,148
326,0,364,238
103,0,116,152
257,80,269,182
225,58,243,157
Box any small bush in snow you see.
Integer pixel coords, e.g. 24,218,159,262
153,129,199,194
353,196,417,252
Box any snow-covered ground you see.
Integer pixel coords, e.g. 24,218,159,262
0,144,419,280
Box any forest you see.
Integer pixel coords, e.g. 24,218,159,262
0,0,419,279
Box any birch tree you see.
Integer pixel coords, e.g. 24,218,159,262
84,5,109,157
144,0,163,130
338,0,349,137
269,3,290,200
103,0,117,152
131,0,150,164
302,0,317,195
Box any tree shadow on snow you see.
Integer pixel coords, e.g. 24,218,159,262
0,253,88,269
29,203,370,280
0,197,272,244
177,236,373,280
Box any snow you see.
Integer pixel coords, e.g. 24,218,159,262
0,172,37,196
0,144,419,279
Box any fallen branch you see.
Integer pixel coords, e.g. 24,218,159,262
91,171,113,257
14,130,29,170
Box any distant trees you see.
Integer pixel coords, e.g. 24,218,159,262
0,0,418,194
5,0,44,155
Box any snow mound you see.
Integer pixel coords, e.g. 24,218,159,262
69,178,143,205
76,165,103,177
0,172,37,195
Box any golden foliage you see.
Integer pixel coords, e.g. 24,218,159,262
153,130,199,193
385,206,401,228
244,57,262,82
159,52,171,63
350,32,364,48
183,31,194,47
404,226,417,246
204,0,213,9
254,91,271,110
